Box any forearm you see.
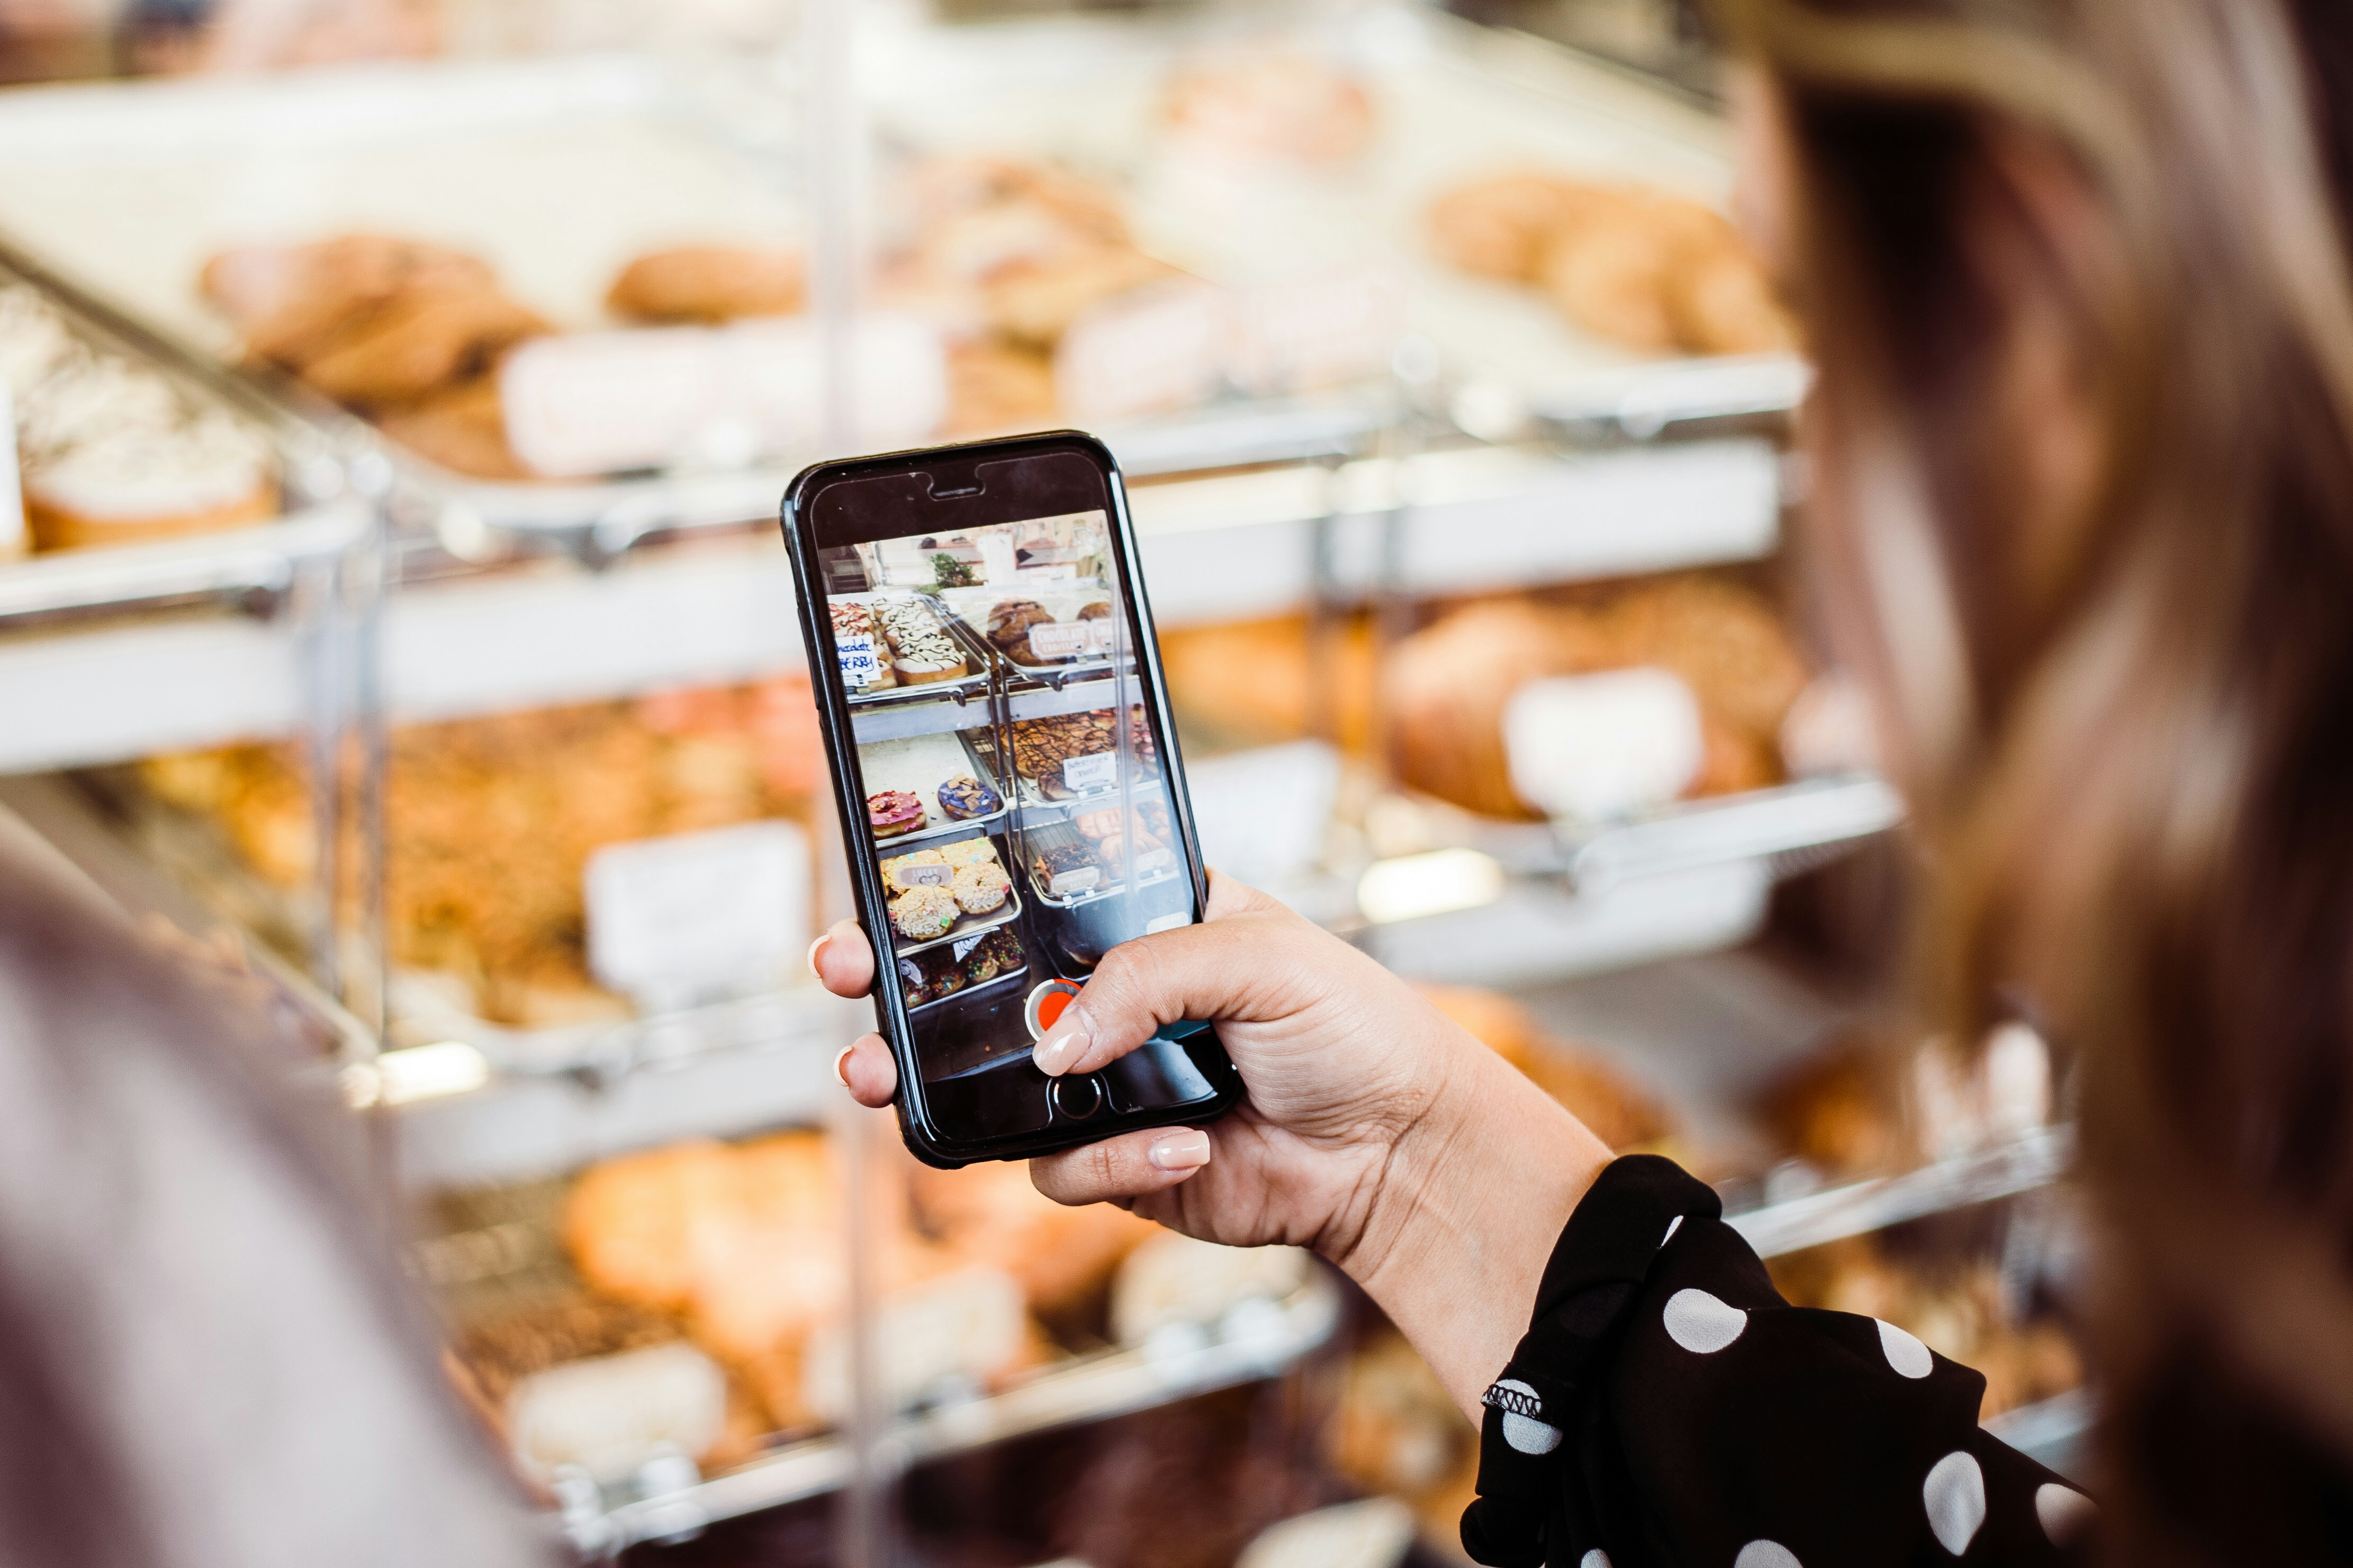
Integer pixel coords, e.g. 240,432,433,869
1342,1044,1613,1420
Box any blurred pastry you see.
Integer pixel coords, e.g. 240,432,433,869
1383,574,1810,820
1161,56,1375,164
1418,984,1672,1151
912,1158,1155,1318
1428,173,1798,355
1112,1232,1311,1345
374,374,531,480
1427,172,1595,281
607,245,806,324
943,340,1057,434
16,350,278,550
296,285,549,410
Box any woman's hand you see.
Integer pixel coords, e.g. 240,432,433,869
809,871,1613,1412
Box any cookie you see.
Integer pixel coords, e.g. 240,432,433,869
937,774,1003,820
951,860,1011,916
374,374,531,479
890,884,960,941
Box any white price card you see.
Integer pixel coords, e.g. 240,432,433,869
1061,751,1121,793
951,933,986,962
894,860,953,886
1502,668,1703,822
836,633,883,687
1026,620,1116,660
586,820,809,1005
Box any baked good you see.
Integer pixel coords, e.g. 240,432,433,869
915,1158,1156,1319
942,340,1057,436
874,599,968,684
1427,174,1798,356
373,374,531,480
1034,842,1102,898
937,836,999,869
15,346,278,551
951,860,1012,916
868,790,926,839
880,847,949,894
936,774,1002,820
890,885,959,941
297,285,548,409
1074,809,1121,841
1383,575,1810,821
960,926,1023,984
1076,600,1113,621
1418,984,1672,1152
1009,708,1158,792
1094,830,1173,875
1428,173,1602,282
1160,57,1376,165
606,246,806,324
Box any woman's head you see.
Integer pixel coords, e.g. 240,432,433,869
1717,0,2353,1556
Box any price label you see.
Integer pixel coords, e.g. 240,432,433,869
586,821,809,1006
951,933,985,962
1062,752,1121,793
836,633,883,687
1026,620,1116,660
894,861,953,886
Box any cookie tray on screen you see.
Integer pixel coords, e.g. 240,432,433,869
859,730,1010,847
886,884,1022,959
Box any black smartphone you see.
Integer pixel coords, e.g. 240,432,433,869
782,431,1246,1166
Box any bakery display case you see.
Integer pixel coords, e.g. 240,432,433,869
0,5,2091,1565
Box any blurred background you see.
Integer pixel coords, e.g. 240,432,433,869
0,0,2084,1563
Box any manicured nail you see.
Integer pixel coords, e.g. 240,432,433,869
1033,1008,1090,1076
1148,1129,1212,1172
832,1044,855,1089
807,933,832,977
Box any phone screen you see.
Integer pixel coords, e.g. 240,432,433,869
812,492,1199,1090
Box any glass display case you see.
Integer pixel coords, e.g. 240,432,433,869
0,2,2089,1564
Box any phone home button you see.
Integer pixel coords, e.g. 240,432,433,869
1048,1073,1105,1121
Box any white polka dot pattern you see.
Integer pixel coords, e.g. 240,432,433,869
1579,1552,1612,1568
1494,1378,1563,1456
1662,1288,1747,1353
1660,1214,1683,1248
1876,1319,1933,1379
1923,1451,1986,1554
2035,1483,2096,1544
1733,1542,1800,1568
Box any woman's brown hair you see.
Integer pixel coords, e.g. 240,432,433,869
1716,0,2353,1558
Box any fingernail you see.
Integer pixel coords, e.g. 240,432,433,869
1148,1129,1212,1172
807,933,832,977
1033,1007,1091,1076
832,1044,855,1089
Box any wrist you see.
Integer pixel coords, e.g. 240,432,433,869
1338,1038,1613,1415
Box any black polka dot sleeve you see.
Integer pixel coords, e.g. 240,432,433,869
1458,1155,2098,1568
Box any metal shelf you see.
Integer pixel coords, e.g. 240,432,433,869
1727,1128,2074,1259
557,1271,1344,1558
